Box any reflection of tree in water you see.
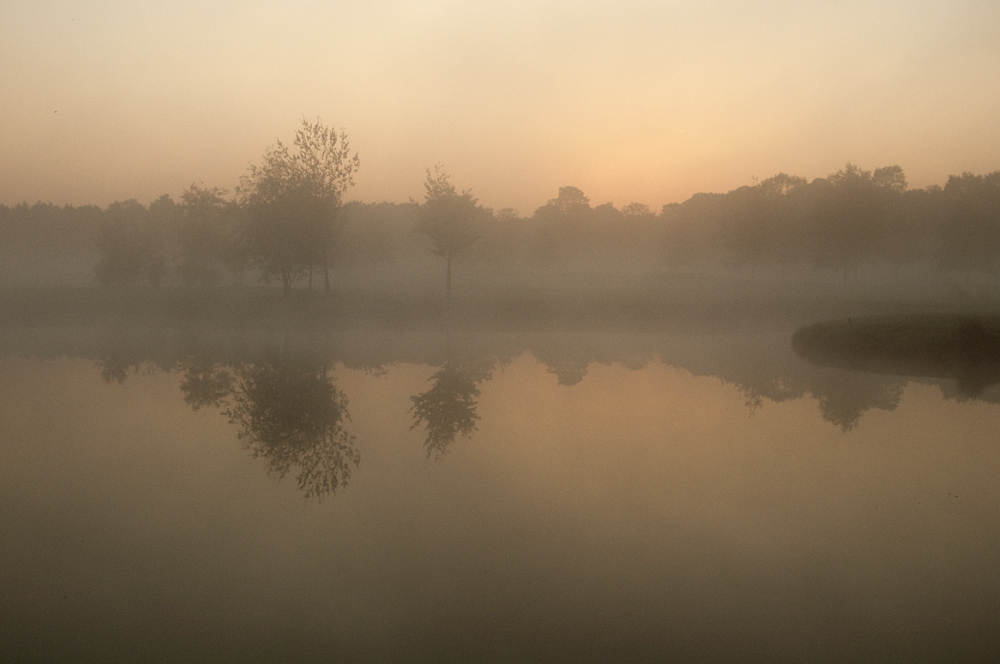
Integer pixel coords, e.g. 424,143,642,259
941,381,1000,404
97,356,133,384
532,336,592,387
177,352,359,499
96,331,174,384
411,365,480,459
410,332,496,458
533,343,590,386
178,355,232,410
950,318,1000,398
812,374,904,431
543,357,589,386
226,355,359,498
728,354,905,430
794,315,1000,423
738,377,803,414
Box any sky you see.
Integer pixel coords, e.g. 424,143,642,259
2,0,999,213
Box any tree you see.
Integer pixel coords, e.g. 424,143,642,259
414,166,482,299
810,164,885,280
530,186,594,262
938,172,1000,282
237,119,359,295
720,173,807,277
177,184,230,286
95,199,167,287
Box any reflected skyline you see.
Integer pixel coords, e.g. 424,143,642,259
794,314,1000,400
48,316,1000,450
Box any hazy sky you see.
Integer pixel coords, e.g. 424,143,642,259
2,0,998,212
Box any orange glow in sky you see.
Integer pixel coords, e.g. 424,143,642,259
2,1,998,212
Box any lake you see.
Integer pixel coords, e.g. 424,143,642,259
2,319,999,662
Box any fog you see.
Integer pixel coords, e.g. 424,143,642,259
4,2,1000,662
2,159,999,305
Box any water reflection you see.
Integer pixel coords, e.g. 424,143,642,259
223,354,359,499
178,354,232,410
410,330,496,458
7,315,1000,661
794,315,1000,400
102,345,362,499
810,373,905,431
12,315,1000,466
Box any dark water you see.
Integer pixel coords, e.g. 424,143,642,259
2,324,999,663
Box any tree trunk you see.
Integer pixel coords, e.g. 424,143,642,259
446,257,452,300
282,272,292,296
323,250,330,295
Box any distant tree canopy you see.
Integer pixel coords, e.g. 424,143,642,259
414,167,483,299
237,118,359,295
5,160,1000,290
176,184,233,287
939,172,1000,280
95,198,167,287
531,186,594,262
655,163,1000,282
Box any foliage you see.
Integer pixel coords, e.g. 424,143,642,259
938,172,1000,279
95,199,167,287
237,119,359,295
530,185,595,262
177,184,234,286
415,167,481,261
8,158,1000,291
414,166,483,297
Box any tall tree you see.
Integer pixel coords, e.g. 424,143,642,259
237,119,359,295
414,167,482,299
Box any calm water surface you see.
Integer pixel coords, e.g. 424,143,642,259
2,327,999,662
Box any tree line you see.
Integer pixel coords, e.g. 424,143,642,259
2,119,999,293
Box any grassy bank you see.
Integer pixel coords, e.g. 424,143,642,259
0,283,984,334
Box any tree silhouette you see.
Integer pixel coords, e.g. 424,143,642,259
938,172,1000,282
810,164,885,280
95,199,167,287
176,185,232,287
530,186,594,263
237,119,359,295
414,166,481,299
